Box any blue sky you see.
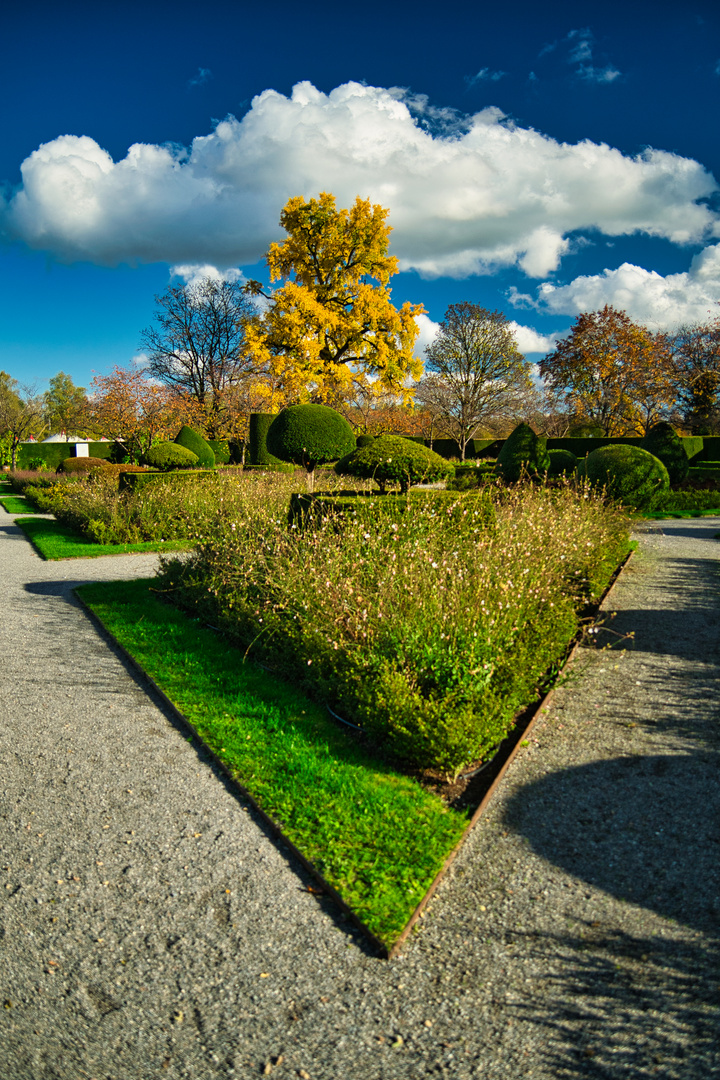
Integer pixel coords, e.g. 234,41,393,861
2,0,720,393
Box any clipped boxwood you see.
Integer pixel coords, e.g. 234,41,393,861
207,439,231,465
547,448,578,477
577,444,669,509
174,426,215,468
267,405,356,488
289,488,496,535
496,423,550,482
640,422,689,486
56,456,110,475
355,434,375,448
145,442,199,471
118,470,215,493
249,413,287,467
335,434,453,494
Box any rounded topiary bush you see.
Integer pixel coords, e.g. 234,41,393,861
56,456,110,475
577,444,669,509
640,422,689,486
496,423,550,482
144,442,199,471
174,426,215,468
335,434,453,494
547,448,578,477
356,434,375,448
267,404,356,489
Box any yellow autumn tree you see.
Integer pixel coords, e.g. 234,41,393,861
245,193,425,402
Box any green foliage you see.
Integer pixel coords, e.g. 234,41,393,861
640,422,689,485
547,449,578,476
157,476,629,777
118,470,214,492
145,441,199,471
578,444,670,509
174,425,215,468
77,578,468,947
56,456,110,475
289,488,496,533
267,404,356,472
14,517,190,560
642,489,720,516
249,413,286,466
496,423,550,482
335,434,453,493
355,434,375,448
207,438,231,464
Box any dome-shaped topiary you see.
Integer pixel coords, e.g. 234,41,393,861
640,422,689,486
56,456,110,475
355,434,375,448
547,448,578,477
267,404,356,490
174,426,215,468
577,444,669,509
335,434,453,494
496,423,550,482
145,442,199,471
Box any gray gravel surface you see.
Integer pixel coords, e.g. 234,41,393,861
1,507,719,1079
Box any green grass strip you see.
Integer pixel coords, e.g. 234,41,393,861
14,517,192,560
77,579,469,946
638,508,720,520
1,496,35,513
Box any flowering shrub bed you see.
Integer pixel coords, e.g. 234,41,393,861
157,478,630,777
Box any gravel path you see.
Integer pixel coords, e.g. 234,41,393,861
1,508,719,1079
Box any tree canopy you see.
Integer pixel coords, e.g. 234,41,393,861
43,371,90,435
0,372,46,469
245,193,425,402
140,277,258,437
538,305,672,436
417,303,531,458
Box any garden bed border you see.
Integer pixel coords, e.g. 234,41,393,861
74,549,632,960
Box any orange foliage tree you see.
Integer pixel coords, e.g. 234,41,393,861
539,305,674,435
89,366,202,462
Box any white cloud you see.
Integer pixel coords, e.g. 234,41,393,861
170,263,244,288
507,321,557,354
1,81,716,279
466,68,506,86
535,243,720,329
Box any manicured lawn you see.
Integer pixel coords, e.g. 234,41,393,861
77,578,469,949
1,496,36,514
15,516,192,560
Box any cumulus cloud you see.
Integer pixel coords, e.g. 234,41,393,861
170,263,244,288
507,321,558,354
534,243,720,329
1,80,716,278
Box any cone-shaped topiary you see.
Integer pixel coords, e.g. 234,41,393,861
335,434,453,494
267,404,356,490
640,422,689,486
145,442,199,471
577,444,669,509
174,426,215,468
547,448,578,477
496,423,550,482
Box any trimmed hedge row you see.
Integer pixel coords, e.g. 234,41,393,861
118,470,216,492
16,441,115,470
288,488,497,532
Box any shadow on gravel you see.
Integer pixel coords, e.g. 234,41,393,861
508,923,720,1079
503,746,720,1076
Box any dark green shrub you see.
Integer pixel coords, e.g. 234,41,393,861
578,444,669,509
26,456,46,471
335,434,453,493
207,439,231,465
145,442,199,471
496,423,550,482
174,426,215,468
268,404,356,489
356,434,375,448
289,488,496,532
640,422,689,485
118,470,215,492
56,456,110,475
249,413,286,466
547,449,578,477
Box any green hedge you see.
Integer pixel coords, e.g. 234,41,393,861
207,439,231,465
289,488,496,532
118,470,215,492
249,413,287,467
15,441,114,470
